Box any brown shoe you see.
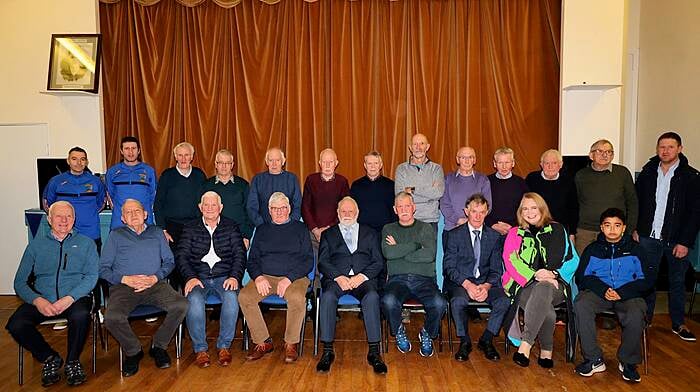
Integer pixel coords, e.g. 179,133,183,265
246,342,274,361
195,351,210,368
284,343,298,363
217,348,232,367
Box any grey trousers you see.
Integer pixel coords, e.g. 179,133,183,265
574,290,646,364
518,281,565,351
105,281,189,356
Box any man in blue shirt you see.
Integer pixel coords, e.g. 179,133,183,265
106,137,157,229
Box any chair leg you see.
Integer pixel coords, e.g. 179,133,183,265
119,346,123,375
438,318,444,353
243,318,250,352
383,317,389,353
299,311,306,358
18,344,23,386
176,323,182,359
313,296,320,357
92,313,97,374
643,328,649,375
446,302,453,353
688,281,697,318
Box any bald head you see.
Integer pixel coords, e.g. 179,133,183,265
409,133,430,164
456,146,476,174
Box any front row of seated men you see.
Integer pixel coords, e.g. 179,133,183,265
6,191,653,386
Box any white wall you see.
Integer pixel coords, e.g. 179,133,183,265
0,0,102,294
636,0,700,169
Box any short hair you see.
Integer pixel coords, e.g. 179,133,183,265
337,196,359,212
364,150,383,162
599,207,626,225
268,191,290,207
657,131,682,146
590,139,613,152
68,146,87,157
120,136,140,150
173,142,195,156
465,193,489,210
215,149,234,162
265,147,286,162
121,198,144,213
517,192,553,228
319,148,337,161
200,191,222,205
394,191,414,205
493,147,514,160
540,149,562,164
48,200,75,218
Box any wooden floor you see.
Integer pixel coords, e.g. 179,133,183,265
1,296,698,391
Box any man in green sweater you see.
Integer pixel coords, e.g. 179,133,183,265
381,192,446,357
574,139,638,256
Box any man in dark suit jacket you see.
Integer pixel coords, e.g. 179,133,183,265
316,197,387,374
443,193,509,362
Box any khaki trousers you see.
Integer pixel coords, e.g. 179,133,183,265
239,275,310,345
574,228,598,256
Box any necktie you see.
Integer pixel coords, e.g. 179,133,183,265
473,230,481,279
343,226,355,253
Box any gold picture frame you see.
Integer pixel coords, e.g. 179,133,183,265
47,34,101,93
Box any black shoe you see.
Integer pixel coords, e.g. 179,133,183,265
64,360,87,386
619,362,641,383
316,351,335,373
367,353,388,374
122,350,144,377
537,357,554,369
454,341,472,361
149,346,171,369
512,352,530,367
672,325,697,342
477,340,500,361
41,354,63,387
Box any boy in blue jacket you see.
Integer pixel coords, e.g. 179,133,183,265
574,208,654,383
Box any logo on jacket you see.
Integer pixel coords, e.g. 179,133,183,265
84,183,93,192
139,173,147,183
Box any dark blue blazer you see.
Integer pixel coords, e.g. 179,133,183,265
443,224,503,287
318,224,384,284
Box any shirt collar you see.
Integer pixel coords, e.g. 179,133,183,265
215,175,233,184
541,171,559,181
339,222,359,232
657,159,680,175
127,223,147,234
495,172,513,180
321,173,336,182
456,170,475,178
467,223,482,234
176,165,192,177
591,162,613,172
203,217,220,230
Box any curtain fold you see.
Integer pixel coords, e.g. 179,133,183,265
100,0,560,182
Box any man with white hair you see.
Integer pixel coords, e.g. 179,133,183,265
485,147,528,235
177,191,246,368
239,192,313,363
316,197,387,374
6,201,98,387
247,147,302,227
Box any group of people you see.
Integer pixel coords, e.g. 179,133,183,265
5,131,698,387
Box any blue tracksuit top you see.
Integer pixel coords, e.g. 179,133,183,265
106,162,157,229
43,171,106,239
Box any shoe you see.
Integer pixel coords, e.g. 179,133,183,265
401,308,411,324
246,342,274,361
454,341,472,361
145,316,158,323
195,351,211,368
367,352,388,374
619,362,641,383
477,340,500,361
64,360,87,386
672,325,697,342
537,357,554,368
418,328,434,357
284,343,298,363
149,346,171,369
41,354,63,387
512,352,530,367
395,324,411,353
217,348,232,367
122,350,144,377
575,357,606,377
316,351,335,373
52,321,68,331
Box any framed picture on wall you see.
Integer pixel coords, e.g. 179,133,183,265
47,34,101,93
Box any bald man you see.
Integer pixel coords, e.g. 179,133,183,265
394,133,445,231
246,147,302,227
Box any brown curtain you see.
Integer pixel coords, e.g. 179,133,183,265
100,0,560,182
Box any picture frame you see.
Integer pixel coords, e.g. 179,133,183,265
47,34,102,93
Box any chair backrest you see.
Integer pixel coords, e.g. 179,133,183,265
689,231,700,273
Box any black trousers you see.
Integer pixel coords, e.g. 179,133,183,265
319,279,381,343
5,296,92,363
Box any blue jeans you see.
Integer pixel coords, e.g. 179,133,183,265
639,236,689,328
185,276,240,353
381,274,447,338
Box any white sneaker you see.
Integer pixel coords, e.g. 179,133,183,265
145,317,158,323
52,322,68,331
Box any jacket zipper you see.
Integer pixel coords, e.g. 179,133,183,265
55,240,64,300
609,244,616,289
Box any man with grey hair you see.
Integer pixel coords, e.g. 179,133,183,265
350,151,397,233
177,191,246,368
485,147,528,235
239,192,313,363
575,139,637,256
247,147,302,227
526,149,578,239
394,133,445,231
100,199,188,377
6,201,98,387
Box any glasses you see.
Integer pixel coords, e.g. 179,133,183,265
592,149,614,156
216,161,234,165
270,206,289,212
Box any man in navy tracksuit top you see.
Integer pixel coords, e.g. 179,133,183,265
574,208,654,383
106,136,157,229
43,147,106,247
